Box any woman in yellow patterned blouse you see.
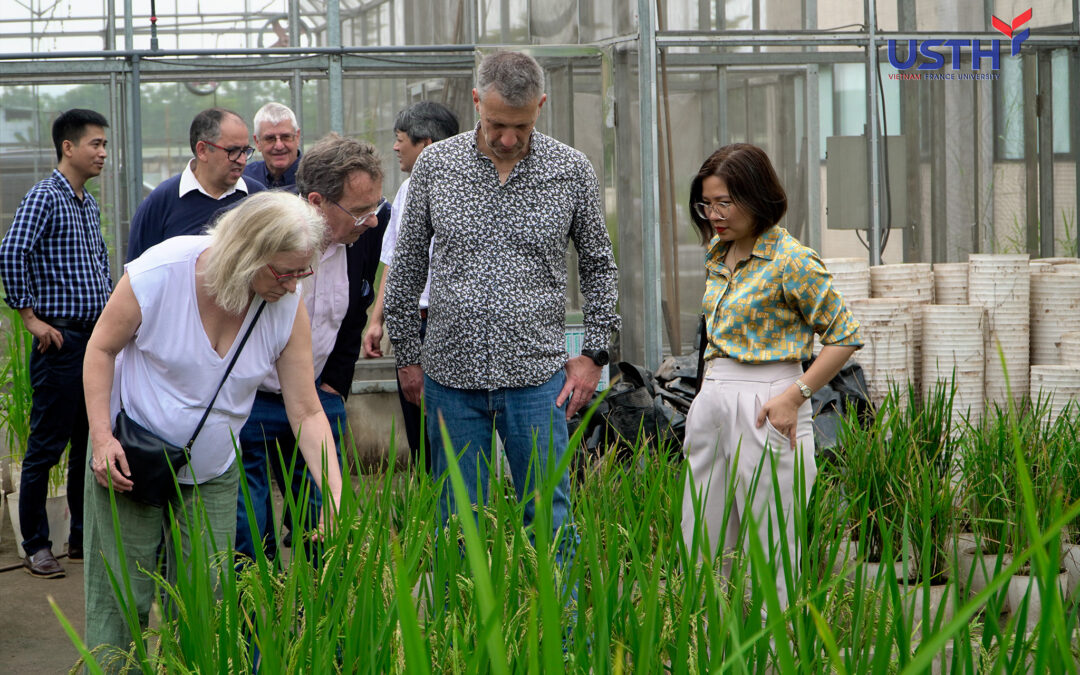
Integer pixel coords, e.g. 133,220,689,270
680,143,862,608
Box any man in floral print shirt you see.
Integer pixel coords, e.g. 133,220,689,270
385,51,619,563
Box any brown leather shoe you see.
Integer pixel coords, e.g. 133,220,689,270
24,548,65,579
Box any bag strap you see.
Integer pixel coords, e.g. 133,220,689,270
183,299,267,450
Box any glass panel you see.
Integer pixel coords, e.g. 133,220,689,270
0,1,111,53
834,62,866,136
0,82,122,267
914,2,986,31
816,0,864,30
761,0,806,30
819,66,833,158
1052,49,1069,154
994,0,1073,29
995,56,1024,159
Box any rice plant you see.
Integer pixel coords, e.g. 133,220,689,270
48,388,1080,673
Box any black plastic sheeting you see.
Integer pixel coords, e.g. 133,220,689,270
569,354,871,470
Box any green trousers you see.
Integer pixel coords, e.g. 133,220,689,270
83,460,239,671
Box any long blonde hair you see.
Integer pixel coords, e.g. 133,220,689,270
202,191,325,314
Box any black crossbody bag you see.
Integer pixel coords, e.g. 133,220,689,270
110,301,266,507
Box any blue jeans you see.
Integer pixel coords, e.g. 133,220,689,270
424,369,576,562
234,387,345,561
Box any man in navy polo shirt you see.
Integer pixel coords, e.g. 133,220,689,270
0,109,113,578
126,107,265,261
243,102,302,190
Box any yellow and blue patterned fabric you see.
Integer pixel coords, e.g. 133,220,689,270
702,225,863,363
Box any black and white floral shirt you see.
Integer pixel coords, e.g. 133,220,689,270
385,125,620,390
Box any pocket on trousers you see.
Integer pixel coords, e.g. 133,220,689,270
762,416,790,453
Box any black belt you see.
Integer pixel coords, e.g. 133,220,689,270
42,317,96,333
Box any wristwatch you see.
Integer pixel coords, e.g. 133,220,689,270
580,348,610,367
795,379,812,399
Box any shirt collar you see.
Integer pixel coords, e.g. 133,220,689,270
51,168,82,203
751,225,782,260
706,224,782,269
259,150,302,187
470,121,540,163
179,159,249,199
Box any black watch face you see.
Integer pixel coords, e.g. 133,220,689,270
585,349,609,366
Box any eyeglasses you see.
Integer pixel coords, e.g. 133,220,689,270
260,133,297,145
266,263,314,282
203,140,255,162
693,201,732,221
331,197,386,228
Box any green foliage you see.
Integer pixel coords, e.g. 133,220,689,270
961,392,1071,555
0,306,33,459
0,307,70,496
1059,208,1078,258
54,394,1080,673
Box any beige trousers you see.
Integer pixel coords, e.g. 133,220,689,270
681,358,816,607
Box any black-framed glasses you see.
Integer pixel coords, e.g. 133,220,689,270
203,140,255,162
693,201,732,221
260,133,297,145
266,263,314,282
331,197,387,228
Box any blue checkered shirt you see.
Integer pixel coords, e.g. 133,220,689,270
0,169,112,320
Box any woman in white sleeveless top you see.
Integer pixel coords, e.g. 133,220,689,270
81,191,345,658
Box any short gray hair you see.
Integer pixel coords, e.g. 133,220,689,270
203,191,325,314
296,133,383,202
253,102,299,136
189,107,244,155
476,51,545,107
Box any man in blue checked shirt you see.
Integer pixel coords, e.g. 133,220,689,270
0,109,113,579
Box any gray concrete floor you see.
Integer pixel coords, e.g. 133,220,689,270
0,534,84,674
0,483,293,674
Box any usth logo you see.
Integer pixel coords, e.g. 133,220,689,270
887,8,1031,71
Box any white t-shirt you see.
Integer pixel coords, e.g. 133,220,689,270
112,236,301,484
381,177,433,310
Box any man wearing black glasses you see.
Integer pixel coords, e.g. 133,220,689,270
127,107,266,261
235,133,388,563
244,102,302,190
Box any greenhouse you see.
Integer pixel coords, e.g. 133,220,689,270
0,0,1079,672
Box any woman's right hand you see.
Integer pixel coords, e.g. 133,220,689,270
91,435,134,491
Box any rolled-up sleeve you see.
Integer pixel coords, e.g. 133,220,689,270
783,252,863,348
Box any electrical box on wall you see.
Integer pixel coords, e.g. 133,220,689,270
825,135,908,231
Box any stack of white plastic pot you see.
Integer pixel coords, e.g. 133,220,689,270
817,258,871,356
837,254,1079,426
848,297,915,409
856,263,933,405
1029,258,1080,426
1062,331,1080,363
923,262,986,426
932,262,969,304
967,254,1031,411
921,304,987,427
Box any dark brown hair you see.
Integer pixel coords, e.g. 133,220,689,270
688,143,787,245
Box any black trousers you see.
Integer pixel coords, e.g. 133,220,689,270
395,317,429,471
19,327,90,556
